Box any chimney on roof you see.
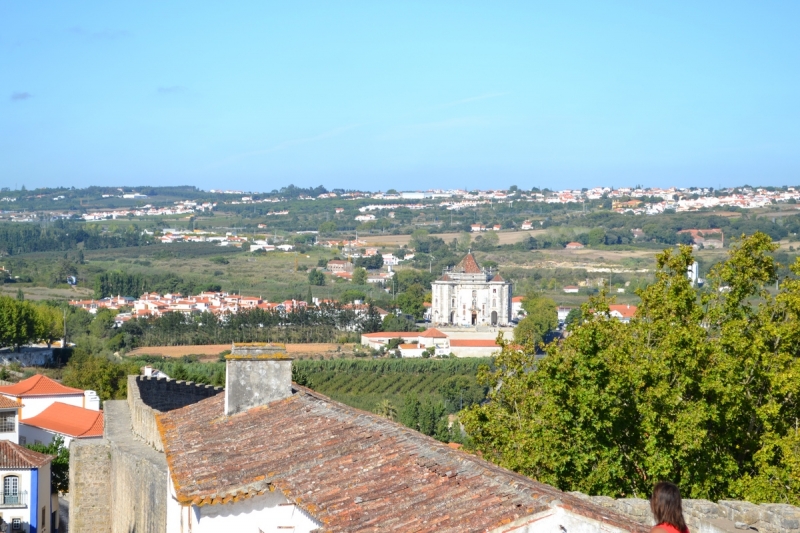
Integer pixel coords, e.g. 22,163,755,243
225,343,293,416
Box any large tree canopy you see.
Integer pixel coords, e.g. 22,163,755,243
462,232,800,504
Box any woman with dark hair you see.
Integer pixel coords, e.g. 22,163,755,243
650,481,689,533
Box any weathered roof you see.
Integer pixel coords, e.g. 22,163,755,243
0,375,84,397
490,273,505,282
0,440,53,469
452,253,482,274
156,388,648,533
418,328,447,338
439,273,452,281
20,402,104,438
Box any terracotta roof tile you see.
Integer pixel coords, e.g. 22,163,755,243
0,440,53,469
0,396,19,409
418,328,447,338
490,273,505,282
0,375,84,397
156,388,649,533
453,253,482,274
21,402,104,438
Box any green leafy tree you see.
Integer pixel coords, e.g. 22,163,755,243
62,349,139,401
352,267,367,285
381,313,418,332
463,233,800,503
513,294,557,345
400,394,421,430
396,283,426,320
308,269,326,286
376,399,398,421
26,436,69,493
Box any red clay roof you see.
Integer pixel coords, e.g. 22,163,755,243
512,296,524,302
490,273,505,282
439,273,452,281
156,388,648,533
0,396,19,409
609,304,638,319
449,339,500,348
0,440,53,469
21,402,104,438
418,328,447,338
453,253,482,274
0,375,84,397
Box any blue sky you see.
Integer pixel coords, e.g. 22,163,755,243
2,1,799,192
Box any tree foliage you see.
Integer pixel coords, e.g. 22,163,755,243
513,294,557,345
463,233,800,504
26,436,69,493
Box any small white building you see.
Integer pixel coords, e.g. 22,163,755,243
0,375,98,419
0,440,54,533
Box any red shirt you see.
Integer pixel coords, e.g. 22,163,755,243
656,523,689,533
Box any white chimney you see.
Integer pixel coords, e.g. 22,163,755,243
84,390,101,411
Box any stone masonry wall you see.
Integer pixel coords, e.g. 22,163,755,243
69,439,112,533
572,493,800,533
127,375,223,451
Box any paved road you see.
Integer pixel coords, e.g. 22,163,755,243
59,495,69,533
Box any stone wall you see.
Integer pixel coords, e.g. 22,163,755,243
69,440,111,533
572,493,800,533
127,375,223,451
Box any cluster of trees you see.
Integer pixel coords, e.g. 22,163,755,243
0,296,63,349
113,303,385,349
513,293,558,345
0,220,154,256
94,270,222,298
463,233,800,504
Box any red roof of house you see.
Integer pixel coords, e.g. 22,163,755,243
21,402,104,438
418,328,447,338
399,344,420,350
0,375,84,397
512,296,524,303
565,242,584,248
156,388,648,533
608,304,637,319
453,253,482,274
449,339,500,348
0,396,19,409
0,440,53,469
491,273,505,282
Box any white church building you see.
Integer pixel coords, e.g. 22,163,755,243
430,253,513,327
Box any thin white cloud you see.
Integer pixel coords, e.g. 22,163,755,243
212,124,362,168
433,92,511,110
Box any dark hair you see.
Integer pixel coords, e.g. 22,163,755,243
651,481,687,532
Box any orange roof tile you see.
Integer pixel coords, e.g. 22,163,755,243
608,304,638,319
490,273,505,282
0,375,84,397
0,440,53,469
0,397,19,409
21,402,104,438
512,296,524,302
418,328,447,338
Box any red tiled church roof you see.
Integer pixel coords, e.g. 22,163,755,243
0,440,53,469
21,402,104,438
453,253,482,274
0,375,84,397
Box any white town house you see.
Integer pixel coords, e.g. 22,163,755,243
430,253,512,327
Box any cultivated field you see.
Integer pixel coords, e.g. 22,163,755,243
127,343,358,360
0,284,93,301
